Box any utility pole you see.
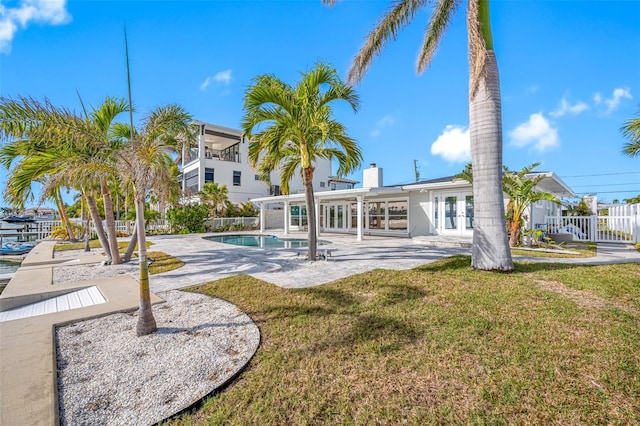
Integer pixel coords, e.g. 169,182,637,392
413,159,420,182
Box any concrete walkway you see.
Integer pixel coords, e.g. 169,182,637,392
0,243,163,426
1,234,638,425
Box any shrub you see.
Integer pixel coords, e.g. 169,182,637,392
165,204,209,233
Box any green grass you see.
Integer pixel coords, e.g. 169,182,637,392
167,256,640,425
511,242,597,258
54,241,184,274
145,251,184,275
55,240,152,251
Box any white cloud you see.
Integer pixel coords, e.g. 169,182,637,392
549,97,588,117
369,114,395,138
199,69,232,90
0,0,71,54
509,113,559,152
604,87,632,113
430,125,470,163
593,92,602,104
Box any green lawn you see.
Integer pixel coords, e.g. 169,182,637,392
168,256,640,425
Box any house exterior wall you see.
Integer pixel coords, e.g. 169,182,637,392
181,121,335,204
407,191,432,236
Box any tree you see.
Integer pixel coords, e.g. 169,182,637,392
241,62,362,261
199,182,228,218
0,95,127,263
501,163,560,247
457,162,560,247
621,105,640,157
327,0,513,271
117,104,196,336
623,194,640,204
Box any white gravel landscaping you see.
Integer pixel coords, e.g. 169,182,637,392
54,250,260,425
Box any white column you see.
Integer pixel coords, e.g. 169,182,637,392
259,203,265,232
315,200,321,237
283,200,290,235
198,131,205,191
356,196,364,241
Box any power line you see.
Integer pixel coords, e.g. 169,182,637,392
561,171,640,178
571,182,639,188
574,190,640,195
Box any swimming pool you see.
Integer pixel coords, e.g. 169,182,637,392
205,234,325,248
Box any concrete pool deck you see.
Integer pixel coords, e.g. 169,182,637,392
145,232,640,292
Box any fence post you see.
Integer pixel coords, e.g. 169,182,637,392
590,215,597,242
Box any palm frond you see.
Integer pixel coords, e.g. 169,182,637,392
417,0,460,74
348,0,429,85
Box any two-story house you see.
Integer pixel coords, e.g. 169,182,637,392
179,121,358,204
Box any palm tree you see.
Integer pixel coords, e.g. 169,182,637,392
241,62,362,261
457,162,560,247
621,106,640,157
502,163,560,247
327,0,513,271
117,104,196,336
0,95,127,263
199,182,229,218
0,111,76,240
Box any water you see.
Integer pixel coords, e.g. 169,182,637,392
0,259,21,275
205,234,325,248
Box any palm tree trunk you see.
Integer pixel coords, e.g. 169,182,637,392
84,190,113,262
469,50,513,271
134,189,157,336
303,167,317,261
55,188,76,241
101,177,122,264
122,222,138,262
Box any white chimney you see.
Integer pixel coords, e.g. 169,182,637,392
363,163,383,188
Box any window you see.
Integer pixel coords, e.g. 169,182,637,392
388,200,408,230
270,185,281,196
184,169,199,194
233,171,241,186
204,168,214,183
346,184,353,189
320,182,326,188
255,174,260,181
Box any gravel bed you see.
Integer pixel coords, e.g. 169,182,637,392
53,249,138,284
55,290,260,425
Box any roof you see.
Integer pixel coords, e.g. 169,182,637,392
328,176,360,184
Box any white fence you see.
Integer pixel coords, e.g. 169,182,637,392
544,212,639,244
5,219,171,241
207,217,259,231
2,217,260,241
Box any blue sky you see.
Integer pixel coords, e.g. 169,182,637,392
1,0,639,207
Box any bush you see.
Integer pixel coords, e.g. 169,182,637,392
166,204,209,234
214,224,230,233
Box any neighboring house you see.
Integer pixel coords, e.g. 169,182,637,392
251,163,575,240
179,121,349,203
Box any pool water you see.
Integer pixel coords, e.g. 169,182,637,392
205,234,322,248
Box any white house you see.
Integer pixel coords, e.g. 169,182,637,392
179,121,351,203
251,163,575,241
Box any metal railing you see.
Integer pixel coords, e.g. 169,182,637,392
208,217,259,231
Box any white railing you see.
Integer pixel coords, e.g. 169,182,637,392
544,214,638,243
544,216,593,241
208,217,259,231
9,219,171,241
608,203,640,217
